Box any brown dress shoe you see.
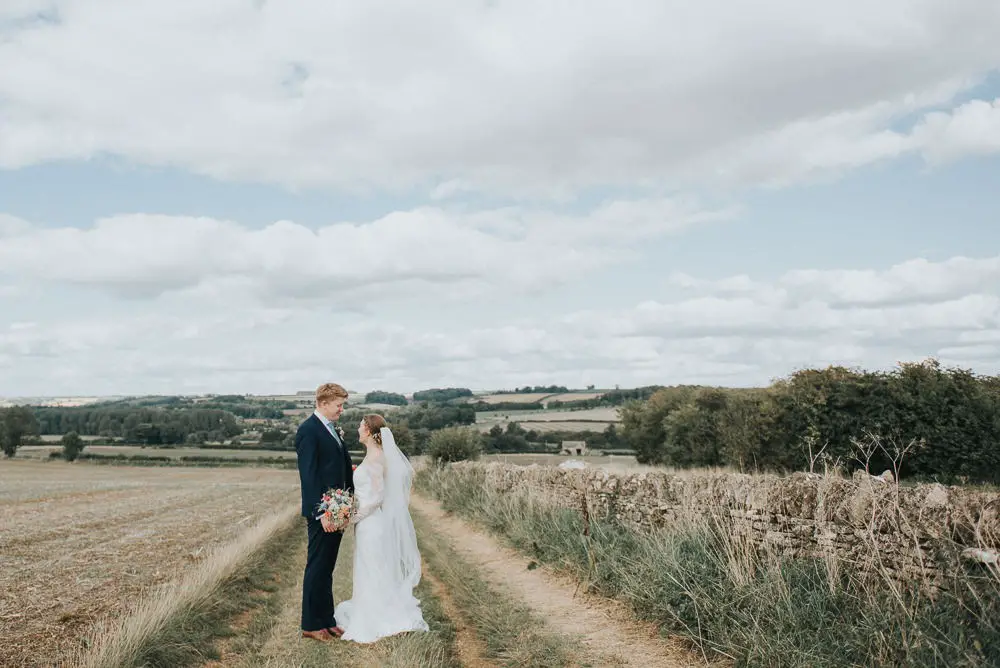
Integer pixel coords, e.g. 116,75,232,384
328,626,345,638
302,628,334,642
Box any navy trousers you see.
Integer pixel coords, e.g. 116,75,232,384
301,518,344,631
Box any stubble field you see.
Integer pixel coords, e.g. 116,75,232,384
474,406,620,433
470,393,554,404
470,392,606,405
0,460,299,667
15,445,298,461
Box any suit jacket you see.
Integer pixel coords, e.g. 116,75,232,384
295,414,355,519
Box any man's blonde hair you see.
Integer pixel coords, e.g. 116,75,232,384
316,383,348,405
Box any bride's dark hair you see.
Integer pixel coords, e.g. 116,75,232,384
363,414,387,446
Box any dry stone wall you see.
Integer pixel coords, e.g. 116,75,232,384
451,462,1000,586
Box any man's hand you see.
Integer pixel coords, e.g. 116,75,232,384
320,514,336,533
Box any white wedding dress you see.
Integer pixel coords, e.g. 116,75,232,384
334,432,429,643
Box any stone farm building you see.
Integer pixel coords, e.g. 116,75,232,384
560,441,587,456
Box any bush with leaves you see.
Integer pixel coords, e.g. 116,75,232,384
389,423,420,456
61,431,85,461
427,426,482,465
484,422,529,453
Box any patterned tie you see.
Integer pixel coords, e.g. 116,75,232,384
327,421,343,447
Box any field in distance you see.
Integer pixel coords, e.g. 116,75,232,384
0,395,116,408
516,407,619,422
480,452,647,471
351,402,403,411
0,460,298,667
16,445,298,460
471,391,605,405
475,406,620,433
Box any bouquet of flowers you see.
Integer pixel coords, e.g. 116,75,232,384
315,487,355,530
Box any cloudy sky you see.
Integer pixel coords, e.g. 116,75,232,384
1,0,999,397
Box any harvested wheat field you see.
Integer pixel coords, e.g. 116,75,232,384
15,445,298,461
0,460,299,668
541,392,605,403
522,407,620,422
472,393,555,404
517,420,613,433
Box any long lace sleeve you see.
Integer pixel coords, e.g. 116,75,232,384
351,459,385,524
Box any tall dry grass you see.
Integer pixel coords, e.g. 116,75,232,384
76,505,299,668
417,465,1000,667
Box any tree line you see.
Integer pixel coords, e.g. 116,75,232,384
31,406,244,445
468,400,545,412
97,394,292,418
411,388,473,403
482,422,625,453
621,360,1000,483
335,404,477,455
494,385,570,394
187,400,286,419
362,391,409,406
546,386,663,410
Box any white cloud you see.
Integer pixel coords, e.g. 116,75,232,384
670,256,1000,308
912,97,1000,163
0,214,30,237
0,199,727,303
1,1,999,398
1,252,996,395
1,0,999,195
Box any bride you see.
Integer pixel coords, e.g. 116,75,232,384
334,414,429,643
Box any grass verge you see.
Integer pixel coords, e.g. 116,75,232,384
417,465,1000,667
249,529,460,668
77,507,300,667
411,506,585,667
54,452,300,468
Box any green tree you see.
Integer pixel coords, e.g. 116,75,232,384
404,405,476,430
714,390,776,472
185,431,207,445
602,423,622,448
668,388,729,467
617,360,1000,482
260,429,287,444
620,386,698,464
485,424,504,452
484,422,529,452
1,406,38,458
411,388,473,403
363,391,408,406
61,431,85,461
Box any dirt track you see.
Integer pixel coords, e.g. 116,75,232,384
411,494,706,668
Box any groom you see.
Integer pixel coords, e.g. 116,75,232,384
296,382,355,642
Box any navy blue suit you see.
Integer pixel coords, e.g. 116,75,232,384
296,413,355,631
